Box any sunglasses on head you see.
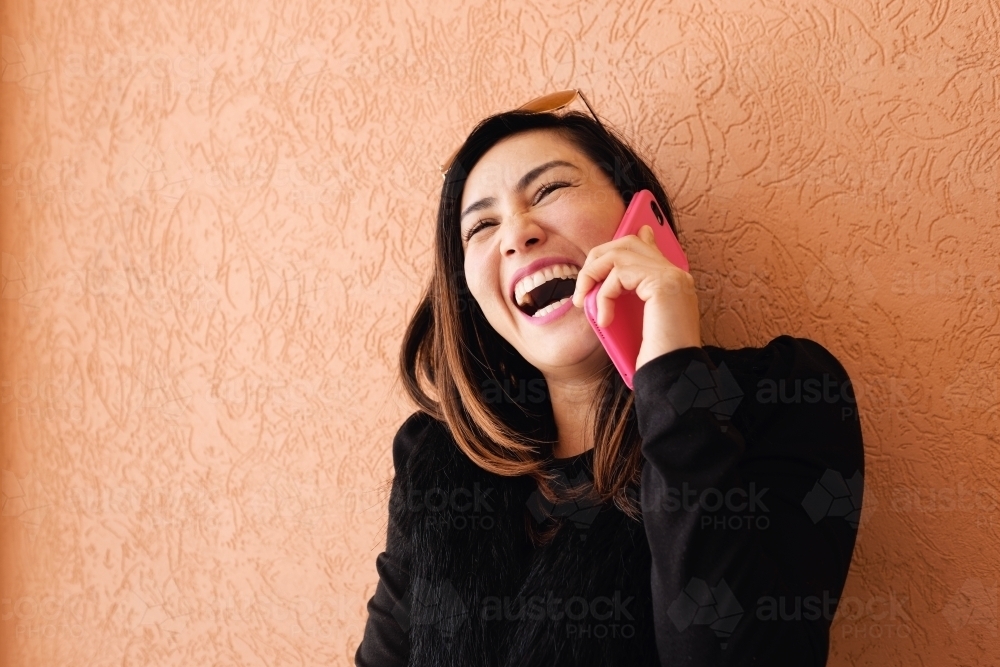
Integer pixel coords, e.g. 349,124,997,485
439,89,605,180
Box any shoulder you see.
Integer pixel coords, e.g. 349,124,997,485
765,335,853,381
704,336,856,407
390,411,436,478
716,335,864,466
390,410,450,478
644,336,856,409
633,336,857,430
704,335,855,391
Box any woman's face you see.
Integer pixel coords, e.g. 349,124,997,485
459,129,626,381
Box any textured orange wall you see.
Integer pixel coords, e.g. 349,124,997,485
1,0,998,665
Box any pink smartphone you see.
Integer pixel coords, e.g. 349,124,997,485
583,190,689,389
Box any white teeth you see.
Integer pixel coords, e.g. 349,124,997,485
531,296,571,318
514,263,579,308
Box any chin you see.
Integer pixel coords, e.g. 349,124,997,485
522,339,604,371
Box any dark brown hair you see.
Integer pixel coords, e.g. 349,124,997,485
399,109,679,544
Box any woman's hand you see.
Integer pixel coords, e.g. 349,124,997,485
571,225,702,372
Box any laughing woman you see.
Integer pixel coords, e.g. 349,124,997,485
355,90,865,667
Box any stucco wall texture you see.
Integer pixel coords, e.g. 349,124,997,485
1,0,998,664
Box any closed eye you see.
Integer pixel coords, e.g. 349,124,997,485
463,181,569,242
532,180,568,204
464,217,495,242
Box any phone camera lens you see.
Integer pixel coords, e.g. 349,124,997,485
650,201,665,226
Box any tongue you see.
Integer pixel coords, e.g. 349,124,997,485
528,278,576,312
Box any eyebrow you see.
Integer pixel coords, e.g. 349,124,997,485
459,160,576,223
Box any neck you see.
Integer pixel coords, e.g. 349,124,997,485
545,366,606,459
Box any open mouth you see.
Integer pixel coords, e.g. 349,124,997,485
516,277,577,318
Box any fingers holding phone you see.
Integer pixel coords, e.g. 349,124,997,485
576,191,699,389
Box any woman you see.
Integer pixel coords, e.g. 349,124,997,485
356,90,864,666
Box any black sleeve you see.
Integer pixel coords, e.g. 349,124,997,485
632,336,864,666
355,412,424,667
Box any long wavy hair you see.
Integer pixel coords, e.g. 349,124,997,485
399,109,680,544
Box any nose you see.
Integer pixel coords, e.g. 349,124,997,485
500,213,544,256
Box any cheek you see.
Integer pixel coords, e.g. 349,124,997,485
463,253,503,311
588,201,626,244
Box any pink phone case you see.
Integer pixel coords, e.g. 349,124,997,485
583,190,689,389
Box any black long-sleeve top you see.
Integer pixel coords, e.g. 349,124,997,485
356,336,865,665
